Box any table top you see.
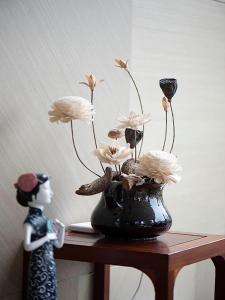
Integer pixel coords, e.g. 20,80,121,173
55,231,225,270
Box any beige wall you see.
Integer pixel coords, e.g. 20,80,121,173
0,1,225,299
0,0,131,299
128,1,225,299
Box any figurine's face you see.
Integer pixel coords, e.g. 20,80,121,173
35,180,53,205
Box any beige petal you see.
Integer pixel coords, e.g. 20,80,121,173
79,81,89,87
115,59,128,69
162,97,170,112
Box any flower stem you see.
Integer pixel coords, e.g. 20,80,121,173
70,121,101,177
134,129,137,162
169,102,175,153
162,111,168,151
91,90,105,174
125,69,144,158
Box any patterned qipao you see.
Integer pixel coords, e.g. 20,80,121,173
24,207,57,300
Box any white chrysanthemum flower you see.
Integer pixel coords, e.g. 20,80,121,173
48,96,94,123
135,150,182,184
117,111,151,129
94,143,132,165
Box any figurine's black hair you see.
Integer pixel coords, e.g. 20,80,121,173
16,174,49,207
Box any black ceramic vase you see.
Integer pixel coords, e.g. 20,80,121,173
91,181,172,240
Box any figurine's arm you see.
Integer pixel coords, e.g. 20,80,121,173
53,219,65,248
23,223,57,252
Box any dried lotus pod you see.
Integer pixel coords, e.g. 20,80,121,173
159,78,177,101
125,128,143,149
75,167,114,196
121,158,136,175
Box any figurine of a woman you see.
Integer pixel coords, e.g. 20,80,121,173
15,173,65,300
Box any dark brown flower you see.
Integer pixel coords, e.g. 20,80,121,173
159,78,177,101
108,129,125,139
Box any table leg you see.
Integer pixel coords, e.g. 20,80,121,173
212,255,225,300
93,263,110,300
140,268,179,300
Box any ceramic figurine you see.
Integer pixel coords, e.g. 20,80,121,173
15,173,65,300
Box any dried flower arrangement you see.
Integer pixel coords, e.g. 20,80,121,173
48,59,181,196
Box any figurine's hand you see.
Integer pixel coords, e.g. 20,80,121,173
46,232,57,241
52,219,65,248
54,219,65,230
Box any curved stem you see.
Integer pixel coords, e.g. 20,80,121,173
70,121,100,177
91,91,98,149
138,126,144,158
126,70,143,113
125,69,144,158
169,102,175,153
162,111,168,151
131,272,144,300
134,129,137,162
91,90,105,174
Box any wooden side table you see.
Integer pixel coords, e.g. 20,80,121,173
22,231,225,300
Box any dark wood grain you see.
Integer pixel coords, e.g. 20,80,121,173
141,267,180,300
212,255,225,300
55,231,225,270
93,264,110,300
22,231,225,300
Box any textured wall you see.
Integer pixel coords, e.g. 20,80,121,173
126,0,225,299
0,0,225,300
0,0,131,299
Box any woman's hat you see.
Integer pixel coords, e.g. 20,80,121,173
14,173,38,192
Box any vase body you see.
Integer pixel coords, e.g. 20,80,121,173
91,181,172,240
